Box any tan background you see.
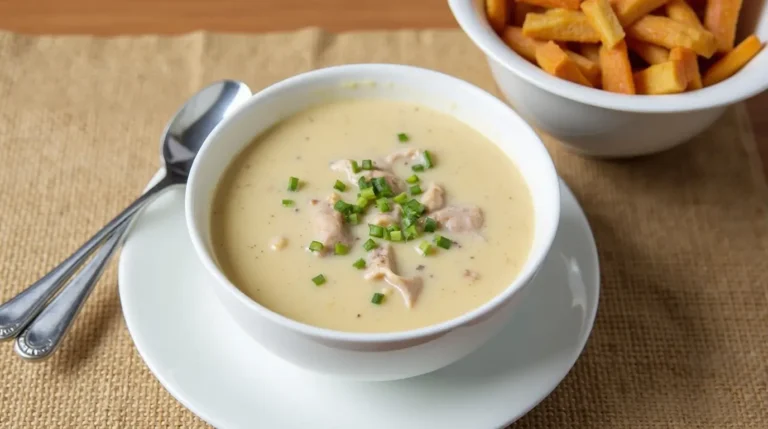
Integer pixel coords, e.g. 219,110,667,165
0,2,766,429
0,0,765,175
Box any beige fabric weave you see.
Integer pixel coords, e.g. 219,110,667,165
0,28,766,428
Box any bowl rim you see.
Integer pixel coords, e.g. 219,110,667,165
185,63,561,344
448,0,768,113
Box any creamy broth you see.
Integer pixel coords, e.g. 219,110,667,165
211,99,534,333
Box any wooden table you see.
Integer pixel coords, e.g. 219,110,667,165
0,0,765,169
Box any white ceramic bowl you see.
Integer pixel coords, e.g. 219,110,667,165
449,0,768,157
185,64,560,381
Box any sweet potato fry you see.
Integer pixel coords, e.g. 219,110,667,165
611,0,673,26
702,34,763,86
600,40,636,93
626,15,717,58
486,0,509,34
633,60,687,94
627,38,670,64
669,47,703,89
579,44,602,63
523,10,602,43
502,26,545,61
517,0,581,10
704,0,743,53
512,2,544,26
566,50,603,87
581,0,626,48
665,0,705,30
536,41,594,87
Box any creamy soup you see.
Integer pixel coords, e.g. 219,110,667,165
211,99,534,333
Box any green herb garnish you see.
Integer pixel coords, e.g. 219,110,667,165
424,217,438,233
371,293,385,304
309,241,324,252
288,176,300,191
362,159,374,170
335,243,349,255
353,258,366,269
333,180,346,192
397,133,409,143
311,274,326,286
434,235,452,250
363,239,378,251
281,199,294,207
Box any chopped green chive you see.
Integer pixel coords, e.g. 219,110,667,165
288,176,300,191
363,239,378,251
418,241,433,255
353,258,366,269
281,199,294,207
434,235,452,250
356,196,369,209
311,274,326,286
397,133,410,143
358,176,372,189
369,224,385,238
405,224,419,240
309,241,324,252
333,180,347,192
372,177,393,198
362,159,374,170
371,293,385,305
334,200,352,213
409,185,423,195
386,224,400,233
405,174,420,184
402,216,416,228
411,164,425,172
404,199,426,215
423,151,434,168
351,204,364,214
424,217,438,233
360,187,376,200
389,230,403,241
377,198,391,212
351,160,362,174
393,192,409,204
335,243,349,255
382,229,391,241
346,213,360,225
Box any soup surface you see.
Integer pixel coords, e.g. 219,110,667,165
211,99,534,332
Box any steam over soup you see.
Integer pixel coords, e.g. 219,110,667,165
211,99,534,333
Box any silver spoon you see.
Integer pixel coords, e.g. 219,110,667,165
0,80,252,360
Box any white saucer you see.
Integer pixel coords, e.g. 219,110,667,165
118,177,600,429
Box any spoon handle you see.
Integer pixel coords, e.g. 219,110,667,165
0,173,176,341
14,221,131,360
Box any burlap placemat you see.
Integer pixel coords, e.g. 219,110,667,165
0,28,766,428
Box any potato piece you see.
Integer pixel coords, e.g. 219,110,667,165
600,40,636,93
702,34,763,86
669,47,703,89
626,15,717,58
704,0,743,53
611,0,673,26
633,60,687,94
512,2,544,26
535,41,594,87
523,10,602,43
579,44,602,63
665,0,705,30
627,38,671,64
566,50,603,86
486,0,509,34
581,0,626,48
517,0,581,10
502,26,545,61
